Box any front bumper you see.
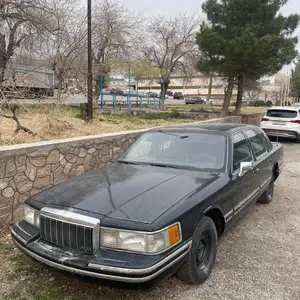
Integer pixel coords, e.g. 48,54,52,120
11,221,191,287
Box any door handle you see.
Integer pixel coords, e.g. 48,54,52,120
253,168,260,174
268,157,272,163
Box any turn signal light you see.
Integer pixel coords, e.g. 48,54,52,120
168,223,181,245
290,120,300,124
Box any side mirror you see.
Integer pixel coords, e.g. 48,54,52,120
239,161,253,177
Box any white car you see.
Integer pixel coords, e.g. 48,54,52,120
260,106,300,142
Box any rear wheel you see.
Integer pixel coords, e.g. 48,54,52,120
177,217,217,285
258,176,274,204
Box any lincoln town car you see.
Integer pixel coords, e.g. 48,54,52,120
11,123,284,289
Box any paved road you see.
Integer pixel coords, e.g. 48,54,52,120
10,94,186,106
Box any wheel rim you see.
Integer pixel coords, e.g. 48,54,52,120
196,230,212,271
266,181,274,202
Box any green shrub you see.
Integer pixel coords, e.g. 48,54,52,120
249,100,272,107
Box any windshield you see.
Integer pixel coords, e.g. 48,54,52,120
118,131,227,171
266,109,298,118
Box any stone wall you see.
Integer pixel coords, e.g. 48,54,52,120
0,115,252,227
241,113,264,126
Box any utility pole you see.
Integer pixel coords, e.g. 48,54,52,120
87,0,93,121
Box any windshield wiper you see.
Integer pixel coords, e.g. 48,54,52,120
118,160,140,165
146,162,189,170
158,130,189,139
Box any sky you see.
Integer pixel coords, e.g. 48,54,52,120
82,0,300,73
117,0,300,73
119,0,300,46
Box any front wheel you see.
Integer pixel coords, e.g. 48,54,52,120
177,216,217,285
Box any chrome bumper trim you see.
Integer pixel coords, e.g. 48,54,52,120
11,228,28,245
88,240,192,275
12,231,191,283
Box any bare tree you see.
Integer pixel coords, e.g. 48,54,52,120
42,0,86,102
0,0,57,82
91,0,145,93
143,13,200,109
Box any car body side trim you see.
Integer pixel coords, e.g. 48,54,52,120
234,188,260,215
12,235,191,283
224,209,234,223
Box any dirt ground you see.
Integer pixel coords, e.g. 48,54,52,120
0,139,299,300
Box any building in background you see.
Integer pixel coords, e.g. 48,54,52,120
259,72,291,104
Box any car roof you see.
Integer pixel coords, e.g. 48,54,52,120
267,106,299,110
148,123,254,134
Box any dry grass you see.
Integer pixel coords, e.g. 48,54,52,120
0,105,196,146
167,105,267,114
0,103,267,146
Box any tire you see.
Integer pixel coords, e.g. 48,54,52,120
177,216,217,285
258,176,274,204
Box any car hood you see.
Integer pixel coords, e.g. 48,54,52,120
29,162,220,224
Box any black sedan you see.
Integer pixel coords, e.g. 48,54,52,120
11,124,283,290
185,96,206,105
173,92,184,99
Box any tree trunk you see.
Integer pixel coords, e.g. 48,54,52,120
159,77,169,111
57,75,63,103
235,74,245,114
220,75,234,117
207,73,213,101
0,34,7,83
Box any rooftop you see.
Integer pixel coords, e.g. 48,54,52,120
150,123,249,133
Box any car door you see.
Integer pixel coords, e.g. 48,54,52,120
244,128,273,193
230,131,260,219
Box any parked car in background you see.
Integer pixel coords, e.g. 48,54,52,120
108,88,124,96
144,91,159,98
124,90,137,97
185,96,206,105
173,92,184,99
158,93,168,99
260,106,300,142
166,90,173,96
12,123,283,290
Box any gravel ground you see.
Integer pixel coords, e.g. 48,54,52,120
1,139,299,300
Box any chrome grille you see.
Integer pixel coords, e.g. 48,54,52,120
39,208,100,254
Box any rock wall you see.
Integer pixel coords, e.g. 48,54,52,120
241,113,264,126
0,115,249,227
0,131,142,226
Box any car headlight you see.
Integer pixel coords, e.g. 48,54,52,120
24,205,40,228
100,223,182,254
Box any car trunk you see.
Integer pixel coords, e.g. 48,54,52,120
261,108,300,135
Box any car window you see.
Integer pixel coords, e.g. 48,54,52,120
244,129,267,158
232,132,253,171
257,129,272,152
119,131,227,171
266,109,297,118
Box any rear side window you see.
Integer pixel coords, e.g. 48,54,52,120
232,132,253,171
245,129,267,158
257,129,272,151
266,109,297,118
